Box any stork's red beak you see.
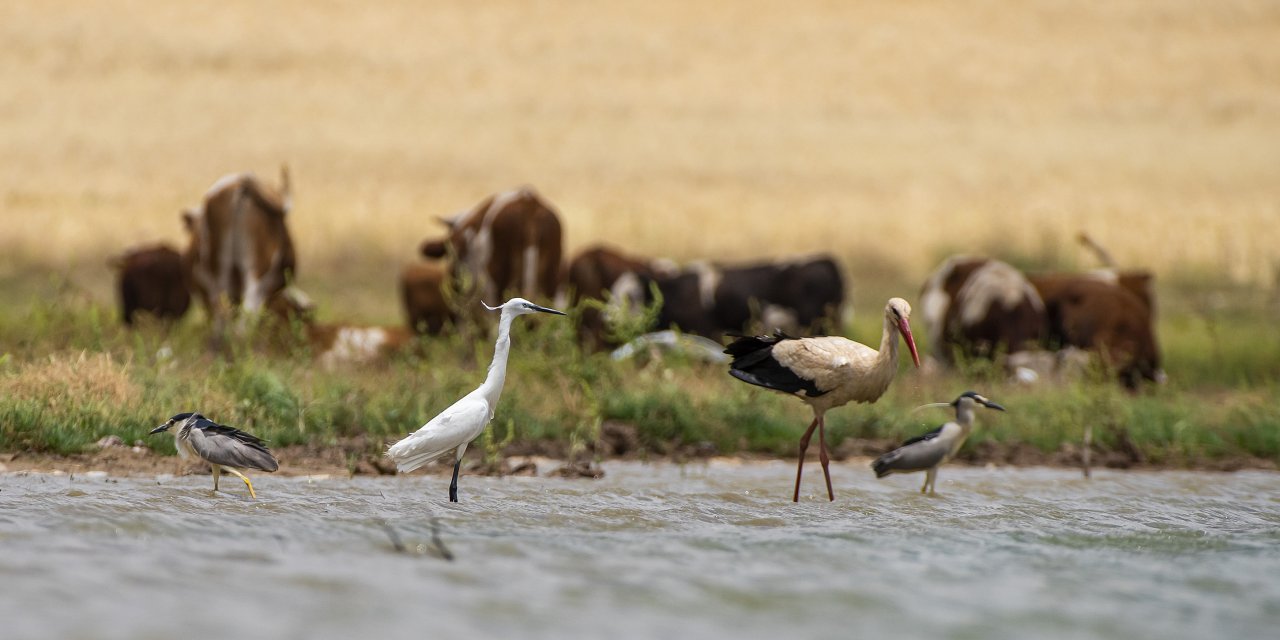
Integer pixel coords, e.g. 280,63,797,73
899,320,921,368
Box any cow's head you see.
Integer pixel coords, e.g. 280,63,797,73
420,215,467,259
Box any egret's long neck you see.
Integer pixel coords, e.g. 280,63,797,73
479,310,515,403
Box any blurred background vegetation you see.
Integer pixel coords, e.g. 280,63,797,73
1,1,1277,467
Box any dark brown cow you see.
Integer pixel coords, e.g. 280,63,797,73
1028,272,1163,388
563,244,668,348
181,166,296,333
111,243,190,326
919,256,1046,365
400,261,454,335
1029,269,1156,315
420,186,562,304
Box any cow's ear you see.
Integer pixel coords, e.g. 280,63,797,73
181,208,198,233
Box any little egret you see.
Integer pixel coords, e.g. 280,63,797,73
386,297,565,502
872,391,1005,494
150,412,279,499
726,298,921,502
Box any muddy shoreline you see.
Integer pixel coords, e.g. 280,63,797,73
2,435,1274,479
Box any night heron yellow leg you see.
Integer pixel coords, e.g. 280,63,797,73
922,467,938,495
223,467,258,500
211,464,221,492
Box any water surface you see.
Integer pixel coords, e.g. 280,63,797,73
2,462,1277,640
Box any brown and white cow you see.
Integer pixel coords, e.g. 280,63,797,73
1027,271,1163,388
181,166,296,334
419,186,563,305
625,255,846,341
111,243,190,326
563,244,670,348
918,256,1047,365
268,288,417,369
399,260,454,335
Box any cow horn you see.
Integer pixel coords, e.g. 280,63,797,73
279,164,292,213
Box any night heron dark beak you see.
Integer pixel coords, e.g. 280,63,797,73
981,399,1006,412
149,423,171,435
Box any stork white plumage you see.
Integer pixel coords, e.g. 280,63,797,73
386,297,565,502
726,298,922,502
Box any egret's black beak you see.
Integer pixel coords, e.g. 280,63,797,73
149,423,172,435
531,304,566,316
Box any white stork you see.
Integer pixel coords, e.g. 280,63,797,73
726,297,921,502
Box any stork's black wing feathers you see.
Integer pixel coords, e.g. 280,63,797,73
725,332,826,398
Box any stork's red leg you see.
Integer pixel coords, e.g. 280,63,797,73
817,416,834,501
794,416,820,502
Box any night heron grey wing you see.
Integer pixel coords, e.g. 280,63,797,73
872,425,950,477
187,419,279,472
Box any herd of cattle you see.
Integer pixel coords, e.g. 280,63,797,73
111,167,1163,387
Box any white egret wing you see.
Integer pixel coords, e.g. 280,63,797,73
387,395,492,473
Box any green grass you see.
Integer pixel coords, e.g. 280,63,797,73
1,274,1278,469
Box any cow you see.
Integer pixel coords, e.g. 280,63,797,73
623,255,845,341
419,186,562,306
181,165,296,335
111,243,190,326
563,244,671,348
1027,272,1163,388
267,288,416,369
400,260,454,335
918,256,1047,365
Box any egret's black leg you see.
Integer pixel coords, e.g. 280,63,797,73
448,458,461,503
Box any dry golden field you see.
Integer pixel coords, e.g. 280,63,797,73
2,0,1278,322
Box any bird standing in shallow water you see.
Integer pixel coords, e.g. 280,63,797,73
872,391,1005,494
726,297,922,502
386,297,565,502
150,413,279,499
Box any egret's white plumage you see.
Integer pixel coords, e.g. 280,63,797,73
386,297,565,501
726,298,922,502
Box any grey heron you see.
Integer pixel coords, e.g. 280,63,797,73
150,412,280,499
386,297,566,502
872,391,1005,494
726,298,921,502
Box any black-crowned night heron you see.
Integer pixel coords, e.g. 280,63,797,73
872,391,1005,494
386,298,565,502
150,412,280,499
